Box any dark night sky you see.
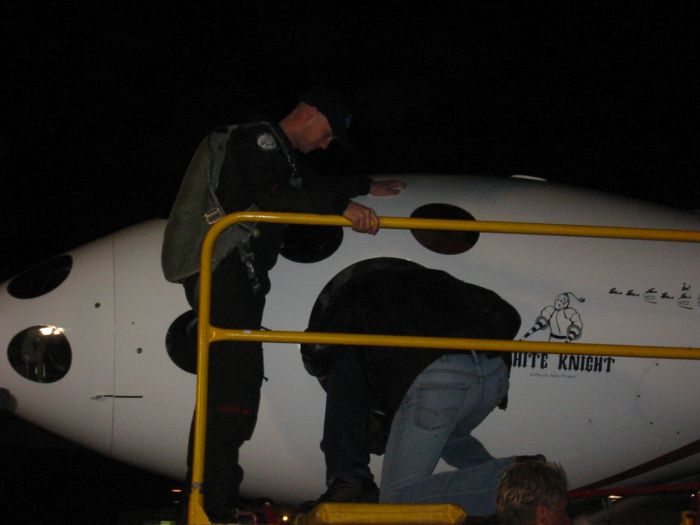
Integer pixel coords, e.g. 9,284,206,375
1,2,698,522
2,2,698,281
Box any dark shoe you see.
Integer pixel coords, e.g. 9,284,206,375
514,454,546,464
207,508,240,524
206,498,242,524
300,477,379,512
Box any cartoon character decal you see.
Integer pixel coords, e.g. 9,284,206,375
521,292,585,342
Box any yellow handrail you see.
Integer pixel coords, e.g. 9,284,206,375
188,211,700,524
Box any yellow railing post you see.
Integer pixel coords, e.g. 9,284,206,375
186,209,217,525
188,211,700,524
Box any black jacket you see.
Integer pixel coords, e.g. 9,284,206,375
216,120,371,270
303,265,521,414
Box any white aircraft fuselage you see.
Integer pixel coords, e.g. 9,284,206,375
1,174,699,504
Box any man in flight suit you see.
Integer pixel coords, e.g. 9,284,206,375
172,86,405,522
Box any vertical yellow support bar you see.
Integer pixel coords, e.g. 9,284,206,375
187,217,220,525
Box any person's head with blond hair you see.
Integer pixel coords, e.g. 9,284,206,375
496,460,570,525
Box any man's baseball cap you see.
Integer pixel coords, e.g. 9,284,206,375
300,86,353,150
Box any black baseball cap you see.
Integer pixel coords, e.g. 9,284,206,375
300,86,353,150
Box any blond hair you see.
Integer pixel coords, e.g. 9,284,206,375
496,460,568,525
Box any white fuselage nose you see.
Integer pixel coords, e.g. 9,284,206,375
2,174,700,503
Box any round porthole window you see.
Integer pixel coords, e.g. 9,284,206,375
7,255,73,299
410,203,479,255
281,224,343,263
7,325,72,383
165,310,197,374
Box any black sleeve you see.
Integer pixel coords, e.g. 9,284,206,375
220,126,371,215
337,268,521,341
295,162,372,214
439,281,521,340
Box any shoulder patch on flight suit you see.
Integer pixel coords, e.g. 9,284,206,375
256,132,278,151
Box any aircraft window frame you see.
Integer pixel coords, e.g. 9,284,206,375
7,255,73,299
7,325,72,384
410,203,479,255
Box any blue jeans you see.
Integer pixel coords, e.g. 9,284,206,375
379,353,514,517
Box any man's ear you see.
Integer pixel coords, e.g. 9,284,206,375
535,504,548,524
300,103,319,123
